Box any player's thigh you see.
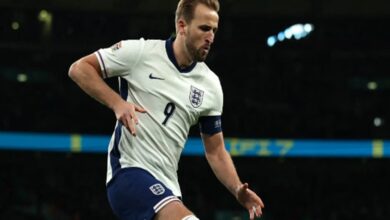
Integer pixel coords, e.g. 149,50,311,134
107,167,180,220
154,200,194,220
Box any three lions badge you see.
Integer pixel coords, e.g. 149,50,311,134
189,86,204,108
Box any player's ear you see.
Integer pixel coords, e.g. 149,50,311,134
177,19,187,36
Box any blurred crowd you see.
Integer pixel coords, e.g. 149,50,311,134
2,4,390,220
1,151,390,220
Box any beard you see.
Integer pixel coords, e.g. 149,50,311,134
185,37,209,62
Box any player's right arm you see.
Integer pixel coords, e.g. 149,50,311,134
68,53,146,135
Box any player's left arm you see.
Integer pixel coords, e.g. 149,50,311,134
201,132,264,219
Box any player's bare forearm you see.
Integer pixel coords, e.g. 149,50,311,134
202,132,242,197
202,132,265,219
68,54,123,111
68,53,147,135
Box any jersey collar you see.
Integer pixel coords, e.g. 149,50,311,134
165,37,197,73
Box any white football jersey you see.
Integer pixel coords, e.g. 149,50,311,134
95,38,223,197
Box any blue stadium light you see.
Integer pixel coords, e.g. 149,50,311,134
277,32,285,41
266,23,314,47
304,23,313,32
267,36,277,47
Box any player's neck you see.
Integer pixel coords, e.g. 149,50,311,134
173,38,194,69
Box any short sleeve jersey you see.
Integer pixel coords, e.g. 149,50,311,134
96,38,223,197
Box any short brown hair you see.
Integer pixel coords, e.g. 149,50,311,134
175,0,220,24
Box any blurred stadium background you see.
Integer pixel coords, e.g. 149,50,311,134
1,0,390,219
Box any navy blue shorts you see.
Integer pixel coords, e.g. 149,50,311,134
107,167,180,220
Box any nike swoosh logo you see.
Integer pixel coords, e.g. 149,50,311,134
149,73,165,80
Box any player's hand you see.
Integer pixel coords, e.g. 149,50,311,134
113,100,147,136
236,183,264,220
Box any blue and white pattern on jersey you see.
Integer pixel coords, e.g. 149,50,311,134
109,77,129,178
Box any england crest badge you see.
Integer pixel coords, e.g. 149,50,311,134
189,86,204,108
149,183,165,195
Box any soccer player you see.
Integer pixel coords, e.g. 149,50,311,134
68,0,264,219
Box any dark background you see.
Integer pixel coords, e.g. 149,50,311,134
1,0,390,219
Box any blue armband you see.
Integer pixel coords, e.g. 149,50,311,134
199,116,222,135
